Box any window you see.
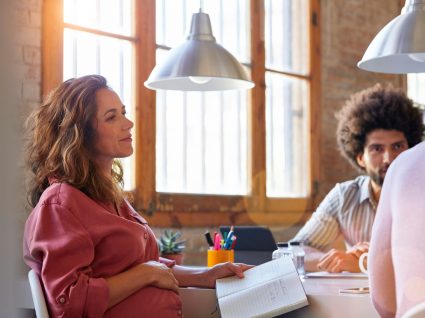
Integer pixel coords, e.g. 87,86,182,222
43,0,136,189
155,1,250,195
43,0,320,226
265,0,310,197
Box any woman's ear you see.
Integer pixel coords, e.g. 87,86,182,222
356,152,366,168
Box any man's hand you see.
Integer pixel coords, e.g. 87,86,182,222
347,241,369,258
317,249,361,273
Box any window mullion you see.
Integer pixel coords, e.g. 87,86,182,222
134,0,156,214
250,0,267,212
42,0,64,96
308,0,321,210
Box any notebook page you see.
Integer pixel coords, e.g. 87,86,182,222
216,257,296,299
218,271,308,318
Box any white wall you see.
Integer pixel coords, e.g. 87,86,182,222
0,1,32,316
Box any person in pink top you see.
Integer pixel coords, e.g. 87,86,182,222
23,75,251,318
369,140,425,317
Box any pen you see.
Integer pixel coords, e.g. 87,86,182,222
224,226,234,249
223,231,228,241
204,231,214,247
225,234,236,249
230,235,237,249
214,233,221,250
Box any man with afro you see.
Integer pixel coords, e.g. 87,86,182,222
292,84,424,272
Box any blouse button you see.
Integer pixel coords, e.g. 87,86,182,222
58,297,66,304
177,309,182,316
144,233,148,239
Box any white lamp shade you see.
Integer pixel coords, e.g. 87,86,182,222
358,0,425,74
145,11,254,91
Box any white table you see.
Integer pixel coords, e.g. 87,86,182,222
180,274,379,318
20,273,379,318
285,275,379,318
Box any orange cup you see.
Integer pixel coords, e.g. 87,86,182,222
207,249,234,267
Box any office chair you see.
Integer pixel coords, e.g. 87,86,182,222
28,269,49,318
402,302,425,318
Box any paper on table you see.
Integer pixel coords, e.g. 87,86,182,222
216,257,308,318
304,271,368,279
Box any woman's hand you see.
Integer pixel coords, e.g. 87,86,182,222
105,260,179,308
140,261,179,293
203,262,254,288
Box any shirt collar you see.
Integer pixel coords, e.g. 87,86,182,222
359,177,377,209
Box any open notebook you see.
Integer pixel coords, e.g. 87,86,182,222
216,257,308,318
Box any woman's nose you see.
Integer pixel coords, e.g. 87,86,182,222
124,117,134,130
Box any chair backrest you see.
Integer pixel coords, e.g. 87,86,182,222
219,226,276,265
28,269,50,318
402,302,425,318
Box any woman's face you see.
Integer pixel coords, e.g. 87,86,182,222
91,88,134,167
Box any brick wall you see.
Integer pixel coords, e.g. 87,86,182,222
318,0,402,201
15,0,42,107
0,0,42,315
13,0,42,285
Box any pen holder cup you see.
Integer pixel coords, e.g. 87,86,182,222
207,249,234,267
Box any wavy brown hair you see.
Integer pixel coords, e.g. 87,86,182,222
26,75,125,207
336,83,424,171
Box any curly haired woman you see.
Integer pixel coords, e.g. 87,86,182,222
23,75,250,317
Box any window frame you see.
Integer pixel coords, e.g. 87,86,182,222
42,0,321,227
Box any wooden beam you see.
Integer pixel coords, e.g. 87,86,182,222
250,0,267,213
42,0,63,97
134,0,157,215
308,0,322,210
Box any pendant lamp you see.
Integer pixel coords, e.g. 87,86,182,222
358,0,425,73
144,9,254,91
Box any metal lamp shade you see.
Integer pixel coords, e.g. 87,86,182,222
145,11,254,91
358,0,425,73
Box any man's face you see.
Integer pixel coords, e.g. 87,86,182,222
356,129,408,187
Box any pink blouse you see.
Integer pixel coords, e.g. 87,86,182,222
370,142,425,317
23,182,182,318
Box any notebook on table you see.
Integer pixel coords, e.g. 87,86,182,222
216,257,308,318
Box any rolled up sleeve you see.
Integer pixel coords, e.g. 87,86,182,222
292,186,341,251
26,203,109,318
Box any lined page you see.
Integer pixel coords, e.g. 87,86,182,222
218,272,307,318
216,257,296,298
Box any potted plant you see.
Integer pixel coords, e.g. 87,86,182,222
157,229,186,265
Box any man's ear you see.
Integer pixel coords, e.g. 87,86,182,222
356,153,366,168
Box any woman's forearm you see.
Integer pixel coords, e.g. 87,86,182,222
105,263,155,308
172,265,210,288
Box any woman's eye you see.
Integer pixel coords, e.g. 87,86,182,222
106,115,115,121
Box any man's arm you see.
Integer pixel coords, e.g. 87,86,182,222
313,242,369,273
291,184,343,271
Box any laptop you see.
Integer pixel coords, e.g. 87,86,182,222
219,226,276,265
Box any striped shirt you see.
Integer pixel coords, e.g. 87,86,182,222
292,176,376,251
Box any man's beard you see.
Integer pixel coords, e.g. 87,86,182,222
367,165,389,187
